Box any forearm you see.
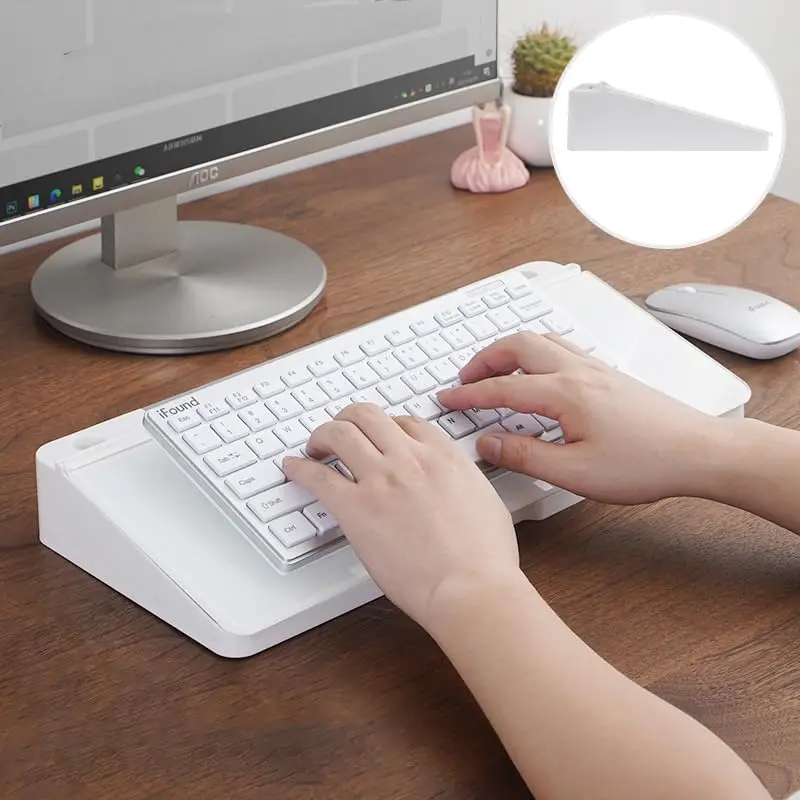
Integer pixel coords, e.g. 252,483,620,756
427,571,768,800
697,416,800,535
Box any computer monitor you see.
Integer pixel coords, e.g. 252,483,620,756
0,0,499,355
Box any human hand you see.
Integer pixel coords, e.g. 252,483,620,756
437,332,725,505
282,404,521,630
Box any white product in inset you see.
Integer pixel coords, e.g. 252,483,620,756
567,82,772,152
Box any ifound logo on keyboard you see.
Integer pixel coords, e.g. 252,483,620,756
157,397,200,419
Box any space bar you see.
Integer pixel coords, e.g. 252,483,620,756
455,423,506,472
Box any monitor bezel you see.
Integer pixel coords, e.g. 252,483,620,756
1,77,500,249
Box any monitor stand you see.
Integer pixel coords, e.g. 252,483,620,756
30,197,327,355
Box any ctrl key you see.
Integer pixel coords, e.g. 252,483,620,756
269,512,318,549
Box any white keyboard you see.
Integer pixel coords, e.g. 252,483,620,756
39,260,752,656
143,263,616,572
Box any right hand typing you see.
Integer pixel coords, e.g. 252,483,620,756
437,332,731,505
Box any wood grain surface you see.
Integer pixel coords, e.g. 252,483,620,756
1,126,799,799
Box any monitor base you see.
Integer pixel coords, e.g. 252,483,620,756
31,210,327,355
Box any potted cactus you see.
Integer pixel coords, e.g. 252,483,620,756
505,23,577,167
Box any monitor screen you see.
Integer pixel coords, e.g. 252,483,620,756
0,0,498,222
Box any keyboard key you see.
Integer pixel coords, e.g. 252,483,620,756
269,512,319,548
541,312,574,336
525,319,549,335
168,410,200,433
441,323,476,350
563,330,596,352
457,422,505,465
449,350,474,370
246,431,284,459
487,306,521,332
253,378,284,400
533,413,560,432
483,288,510,308
541,427,564,442
409,317,439,336
282,368,312,388
334,461,355,481
265,394,304,421
197,401,229,422
212,416,250,443
205,442,258,477
334,347,364,367
239,406,277,432
369,353,404,380
427,358,461,384
402,368,438,394
463,316,498,341
504,275,532,299
377,378,413,406
439,411,477,439
274,419,310,448
404,396,442,421
394,343,428,369
465,408,501,428
273,447,305,473
247,482,315,524
318,372,354,400
497,407,515,418
226,390,258,410
435,307,464,327
458,298,486,317
418,333,452,360
501,414,545,437
308,356,339,377
510,295,551,322
184,427,223,455
326,399,353,417
304,502,339,534
386,405,407,417
292,384,329,411
225,461,285,500
386,326,415,346
300,409,331,433
430,391,448,411
351,388,388,409
343,363,380,390
361,336,391,357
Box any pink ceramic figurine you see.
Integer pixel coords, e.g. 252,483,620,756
451,101,530,194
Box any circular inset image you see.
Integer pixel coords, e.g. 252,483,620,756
549,13,785,250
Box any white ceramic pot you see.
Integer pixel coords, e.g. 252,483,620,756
504,90,553,168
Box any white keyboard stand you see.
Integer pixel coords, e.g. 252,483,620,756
567,82,772,152
36,264,752,658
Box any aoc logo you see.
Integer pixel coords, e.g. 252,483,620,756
188,166,220,189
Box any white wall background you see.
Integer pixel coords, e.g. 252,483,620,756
2,0,797,256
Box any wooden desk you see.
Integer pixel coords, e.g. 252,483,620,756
1,127,799,799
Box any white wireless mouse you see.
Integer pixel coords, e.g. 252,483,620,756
644,283,800,360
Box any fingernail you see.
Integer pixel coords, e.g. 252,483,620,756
479,435,502,463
